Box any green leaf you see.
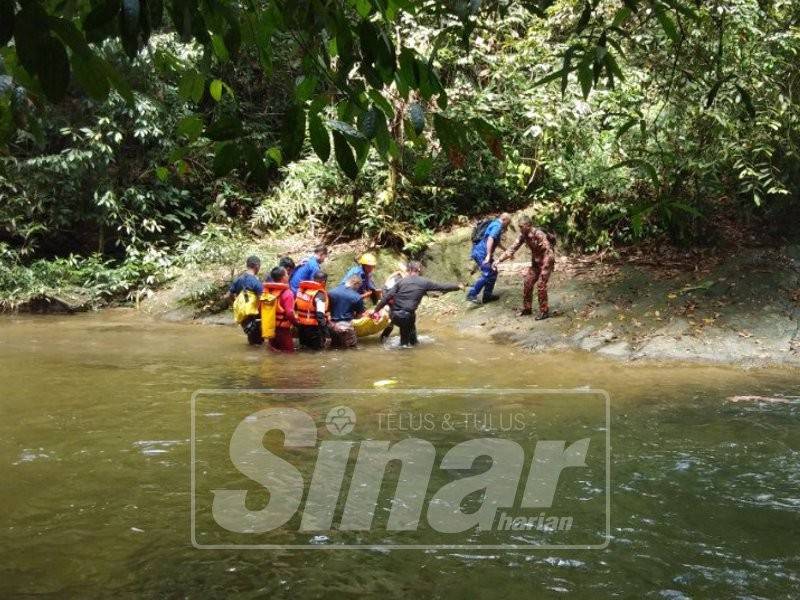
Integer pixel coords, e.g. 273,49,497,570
604,51,625,82
177,115,203,140
575,3,592,33
120,0,142,58
705,76,731,108
577,62,592,99
662,0,698,21
367,89,394,117
373,112,390,158
533,67,567,88
213,142,240,176
0,0,14,46
71,53,110,101
735,84,755,118
38,37,71,102
332,131,358,179
433,113,466,168
308,112,331,162
408,102,425,135
211,34,229,62
48,17,92,58
359,106,379,139
95,56,134,104
209,79,223,101
413,156,434,182
168,146,188,163
84,0,121,44
178,71,205,103
611,6,631,27
265,146,282,166
327,119,366,142
615,118,638,139
470,116,503,159
13,4,47,75
155,166,169,182
294,74,317,103
653,2,680,43
350,0,372,18
608,158,660,188
281,104,306,162
670,201,703,218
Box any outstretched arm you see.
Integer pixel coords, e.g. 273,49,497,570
498,234,524,263
374,286,396,313
425,279,462,293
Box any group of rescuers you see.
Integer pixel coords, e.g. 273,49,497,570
227,213,555,352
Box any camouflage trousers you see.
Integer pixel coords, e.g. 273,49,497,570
523,256,555,313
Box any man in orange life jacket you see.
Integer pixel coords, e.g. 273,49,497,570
263,266,299,352
295,271,329,351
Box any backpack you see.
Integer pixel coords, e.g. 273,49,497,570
471,218,493,245
232,290,260,324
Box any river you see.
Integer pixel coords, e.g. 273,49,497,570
1,310,799,598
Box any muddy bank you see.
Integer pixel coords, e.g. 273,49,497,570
435,237,800,367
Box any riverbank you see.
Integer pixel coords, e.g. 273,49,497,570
139,219,800,367
10,218,800,367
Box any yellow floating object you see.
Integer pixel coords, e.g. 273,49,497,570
353,312,390,337
373,379,397,388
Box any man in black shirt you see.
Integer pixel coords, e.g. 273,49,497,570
372,261,462,347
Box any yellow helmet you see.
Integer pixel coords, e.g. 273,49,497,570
358,252,377,266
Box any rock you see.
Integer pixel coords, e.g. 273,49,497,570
596,341,631,359
198,313,235,326
652,317,690,337
19,292,94,313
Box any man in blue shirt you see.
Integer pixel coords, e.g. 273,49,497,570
328,274,366,348
340,252,379,302
467,213,511,304
289,244,329,293
228,255,264,344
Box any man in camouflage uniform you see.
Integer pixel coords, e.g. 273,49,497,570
496,215,555,320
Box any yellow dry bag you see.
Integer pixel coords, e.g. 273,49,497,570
260,293,278,339
232,290,260,324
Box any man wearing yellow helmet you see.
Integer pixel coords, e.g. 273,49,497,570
340,252,380,303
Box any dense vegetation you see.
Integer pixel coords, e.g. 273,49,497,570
1,0,799,308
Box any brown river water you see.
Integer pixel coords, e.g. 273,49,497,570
1,310,799,598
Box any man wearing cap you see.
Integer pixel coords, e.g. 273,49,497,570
341,252,380,303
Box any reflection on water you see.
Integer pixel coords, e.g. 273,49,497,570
1,310,799,597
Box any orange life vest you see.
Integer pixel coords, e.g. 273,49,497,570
295,281,329,326
263,282,292,328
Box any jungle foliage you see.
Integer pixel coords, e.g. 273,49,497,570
1,0,800,305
